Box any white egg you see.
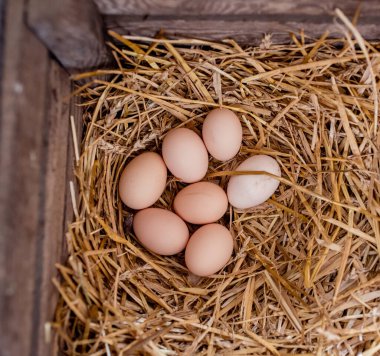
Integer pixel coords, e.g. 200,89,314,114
227,155,281,209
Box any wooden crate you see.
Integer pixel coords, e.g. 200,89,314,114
1,0,379,355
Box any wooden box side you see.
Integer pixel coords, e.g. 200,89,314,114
0,1,81,355
95,0,380,44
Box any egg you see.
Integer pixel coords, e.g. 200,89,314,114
227,155,281,209
185,224,233,276
162,128,208,183
173,182,228,224
202,108,242,161
133,208,189,255
119,152,167,210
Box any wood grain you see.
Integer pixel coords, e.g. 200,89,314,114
104,17,380,45
0,1,78,355
35,60,73,356
97,0,380,43
28,0,111,70
0,2,50,356
95,0,380,16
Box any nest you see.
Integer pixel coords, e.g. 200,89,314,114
53,10,380,355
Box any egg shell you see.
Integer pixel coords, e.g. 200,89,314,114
185,224,233,276
119,152,167,210
133,208,189,255
173,182,228,224
227,155,281,209
162,128,209,183
202,108,242,161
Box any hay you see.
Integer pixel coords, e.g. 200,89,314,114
54,11,380,355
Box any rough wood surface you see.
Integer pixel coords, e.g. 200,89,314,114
0,1,79,355
0,2,50,356
97,0,380,43
28,0,111,70
36,60,73,356
95,0,380,16
104,18,380,44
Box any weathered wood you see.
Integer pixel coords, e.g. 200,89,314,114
103,18,380,44
36,60,73,356
98,0,380,43
28,0,112,70
0,2,50,356
95,0,380,16
0,1,79,355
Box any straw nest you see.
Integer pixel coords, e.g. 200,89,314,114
53,10,380,356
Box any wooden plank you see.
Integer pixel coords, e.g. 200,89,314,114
95,0,380,16
36,60,73,356
28,0,111,70
97,0,380,43
0,0,79,355
103,17,380,44
0,3,50,356
0,0,5,91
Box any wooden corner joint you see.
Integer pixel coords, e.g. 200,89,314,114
27,0,113,70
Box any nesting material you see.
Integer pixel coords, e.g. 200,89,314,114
54,12,380,355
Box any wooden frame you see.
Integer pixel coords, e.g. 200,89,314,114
0,0,379,355
97,0,380,44
0,1,82,355
28,0,111,69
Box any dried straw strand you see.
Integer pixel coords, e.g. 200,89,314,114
54,22,379,355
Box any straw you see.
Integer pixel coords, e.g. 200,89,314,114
54,15,380,355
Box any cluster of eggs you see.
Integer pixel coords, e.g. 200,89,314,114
119,108,281,276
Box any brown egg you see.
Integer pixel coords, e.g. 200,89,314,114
133,208,189,255
173,182,228,224
162,128,209,183
185,224,233,276
119,152,167,210
202,108,242,161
